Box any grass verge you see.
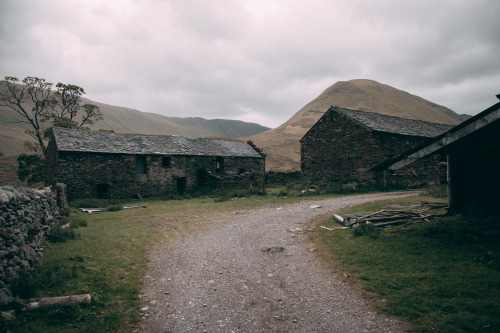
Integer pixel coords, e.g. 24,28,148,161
312,196,500,332
2,190,332,332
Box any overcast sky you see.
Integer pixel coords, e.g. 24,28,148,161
1,0,499,128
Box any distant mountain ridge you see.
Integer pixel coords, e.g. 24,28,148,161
0,95,270,157
246,79,470,171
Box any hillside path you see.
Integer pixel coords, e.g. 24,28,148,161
138,192,416,332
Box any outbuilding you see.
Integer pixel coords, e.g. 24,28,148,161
370,99,500,214
300,106,453,185
45,128,265,201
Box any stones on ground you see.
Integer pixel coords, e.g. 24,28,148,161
262,246,285,254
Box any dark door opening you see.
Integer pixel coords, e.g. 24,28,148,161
177,177,187,194
96,183,109,199
136,155,146,174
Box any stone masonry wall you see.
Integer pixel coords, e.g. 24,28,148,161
50,151,266,201
265,171,302,185
301,111,442,186
0,186,62,306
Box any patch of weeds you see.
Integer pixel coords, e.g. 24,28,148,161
275,190,288,197
315,208,500,333
284,178,410,197
352,223,380,238
415,215,500,244
77,219,88,227
214,193,231,202
41,304,82,325
422,184,448,198
48,226,78,243
107,205,123,211
70,198,128,209
61,216,88,228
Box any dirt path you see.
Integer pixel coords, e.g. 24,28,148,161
139,192,416,332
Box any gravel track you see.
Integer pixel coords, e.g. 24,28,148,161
139,192,417,332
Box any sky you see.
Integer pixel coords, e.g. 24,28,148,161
1,0,499,128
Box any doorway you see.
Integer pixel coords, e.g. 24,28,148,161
177,177,187,194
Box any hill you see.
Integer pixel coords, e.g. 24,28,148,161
0,96,269,157
246,79,470,171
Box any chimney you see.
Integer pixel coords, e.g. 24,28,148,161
497,94,500,101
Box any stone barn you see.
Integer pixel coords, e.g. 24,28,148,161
300,106,453,185
370,98,500,214
45,128,265,201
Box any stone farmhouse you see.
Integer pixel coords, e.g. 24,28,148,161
300,106,453,186
370,97,500,213
45,128,265,201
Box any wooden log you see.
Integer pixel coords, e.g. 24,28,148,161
27,294,91,309
332,214,344,223
361,214,418,223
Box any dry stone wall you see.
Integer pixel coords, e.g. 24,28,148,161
0,186,63,306
49,151,265,201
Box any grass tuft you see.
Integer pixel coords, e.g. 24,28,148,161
352,222,380,238
48,227,78,243
314,196,500,333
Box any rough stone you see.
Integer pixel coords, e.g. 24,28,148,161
0,288,11,306
0,186,63,305
301,107,448,186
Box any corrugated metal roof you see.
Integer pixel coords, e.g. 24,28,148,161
52,128,263,158
335,107,454,137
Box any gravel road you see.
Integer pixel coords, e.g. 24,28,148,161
139,192,417,332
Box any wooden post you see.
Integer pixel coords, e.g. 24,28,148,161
446,153,454,213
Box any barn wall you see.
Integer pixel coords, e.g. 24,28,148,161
48,152,265,201
301,111,376,181
301,110,443,186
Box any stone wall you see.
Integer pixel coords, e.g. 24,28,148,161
301,110,443,186
265,171,302,185
47,151,266,201
0,186,62,306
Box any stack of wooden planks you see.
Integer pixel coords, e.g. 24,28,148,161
333,202,447,228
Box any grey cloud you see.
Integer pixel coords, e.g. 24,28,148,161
1,0,498,128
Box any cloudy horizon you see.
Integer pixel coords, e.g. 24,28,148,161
1,0,499,128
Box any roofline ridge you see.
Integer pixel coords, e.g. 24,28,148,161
334,107,454,127
52,127,243,142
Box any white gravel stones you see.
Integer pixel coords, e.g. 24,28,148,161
139,192,416,332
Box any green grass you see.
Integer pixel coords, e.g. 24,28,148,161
314,196,500,332
3,190,335,332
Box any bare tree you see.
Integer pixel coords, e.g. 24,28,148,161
0,76,53,155
0,76,102,156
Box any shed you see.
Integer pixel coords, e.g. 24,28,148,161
370,99,500,213
300,106,452,185
45,128,265,200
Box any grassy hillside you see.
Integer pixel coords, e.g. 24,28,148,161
246,79,468,171
0,96,269,157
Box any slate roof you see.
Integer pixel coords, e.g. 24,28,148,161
334,107,454,138
369,100,500,172
51,128,263,158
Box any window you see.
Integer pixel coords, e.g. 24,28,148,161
96,183,109,199
216,157,224,173
136,156,146,174
162,156,172,168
